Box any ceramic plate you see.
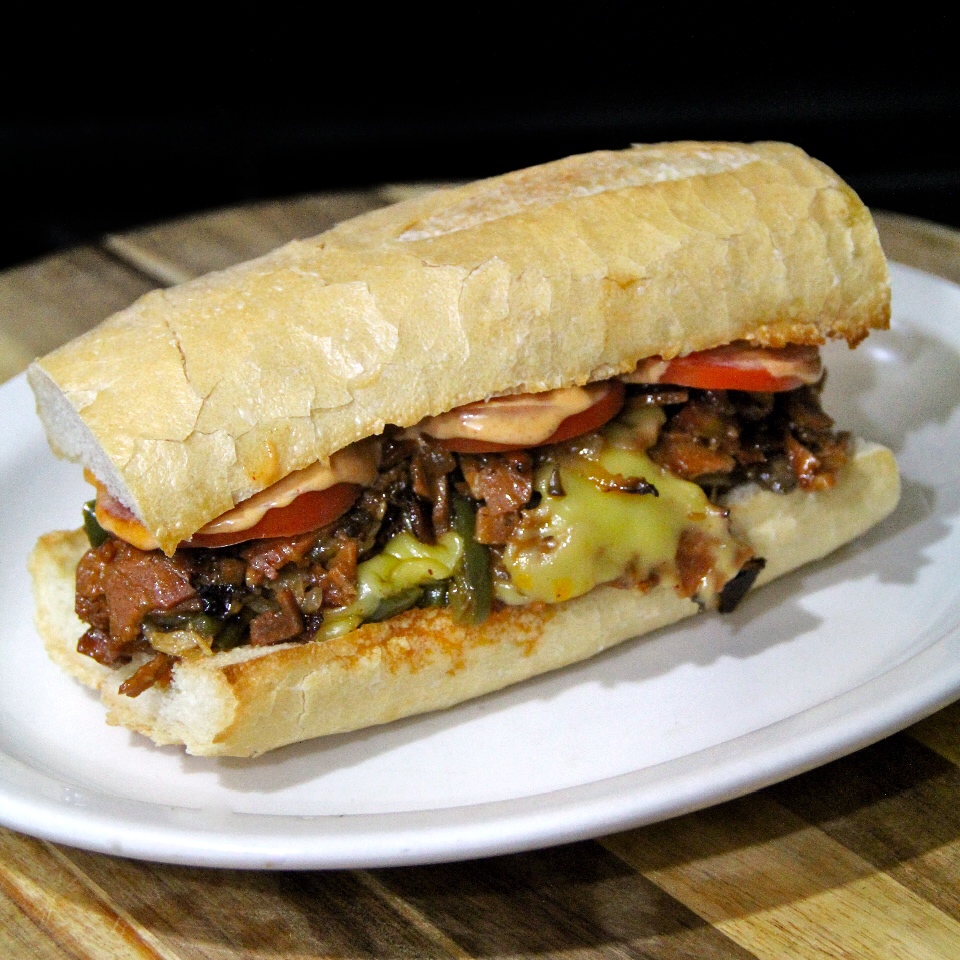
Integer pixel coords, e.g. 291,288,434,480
1,263,958,869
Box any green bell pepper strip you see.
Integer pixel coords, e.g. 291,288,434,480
82,500,109,548
447,494,493,626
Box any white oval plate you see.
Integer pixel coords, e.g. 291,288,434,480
1,262,959,869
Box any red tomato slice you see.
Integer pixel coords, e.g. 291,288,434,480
654,344,822,392
186,483,360,548
438,381,626,453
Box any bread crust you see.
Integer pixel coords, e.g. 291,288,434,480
28,142,890,552
30,442,900,757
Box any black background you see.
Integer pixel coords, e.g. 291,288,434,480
4,20,957,271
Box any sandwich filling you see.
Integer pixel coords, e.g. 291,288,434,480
72,343,847,698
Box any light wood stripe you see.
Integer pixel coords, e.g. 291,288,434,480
873,210,960,284
100,236,194,287
102,191,390,285
771,734,960,923
603,794,960,960
351,869,474,959
0,247,155,383
379,182,461,204
0,870,82,960
0,831,174,960
0,329,34,384
40,842,184,960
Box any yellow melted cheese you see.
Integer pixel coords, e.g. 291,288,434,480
497,444,744,606
315,531,464,640
310,413,747,636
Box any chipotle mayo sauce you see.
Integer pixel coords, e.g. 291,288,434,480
95,385,609,550
200,440,379,535
93,439,379,550
416,384,605,447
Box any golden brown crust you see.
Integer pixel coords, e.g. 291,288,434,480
30,443,900,757
29,142,889,552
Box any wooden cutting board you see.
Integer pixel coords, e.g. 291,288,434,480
2,196,960,960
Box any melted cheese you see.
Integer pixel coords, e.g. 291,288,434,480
94,496,159,551
497,445,744,605
416,385,603,446
315,531,464,640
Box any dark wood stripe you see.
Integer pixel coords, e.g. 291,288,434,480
53,847,461,959
909,700,960,764
370,841,759,959
769,732,960,921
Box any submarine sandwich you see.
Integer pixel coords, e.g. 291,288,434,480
28,141,899,756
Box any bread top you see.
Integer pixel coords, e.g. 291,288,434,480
29,141,890,553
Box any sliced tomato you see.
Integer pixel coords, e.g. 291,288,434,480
438,380,626,453
185,483,360,548
653,344,822,392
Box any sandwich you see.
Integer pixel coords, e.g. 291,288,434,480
27,141,900,757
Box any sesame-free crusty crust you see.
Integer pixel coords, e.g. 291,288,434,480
30,442,899,757
28,142,890,553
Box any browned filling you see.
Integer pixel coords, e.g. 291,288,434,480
74,380,849,697
647,382,850,495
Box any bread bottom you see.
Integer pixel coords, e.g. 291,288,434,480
30,442,900,757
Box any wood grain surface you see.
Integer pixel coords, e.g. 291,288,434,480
1,194,959,959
